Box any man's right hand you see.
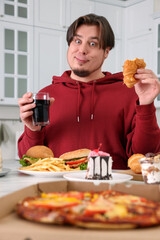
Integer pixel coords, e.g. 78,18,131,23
18,92,41,131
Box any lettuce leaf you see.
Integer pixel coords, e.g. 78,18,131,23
19,155,39,166
80,162,87,170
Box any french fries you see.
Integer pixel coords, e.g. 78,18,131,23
19,157,80,172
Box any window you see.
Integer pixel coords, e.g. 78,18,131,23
4,0,28,19
4,27,28,99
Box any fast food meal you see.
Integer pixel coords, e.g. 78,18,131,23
16,190,160,229
123,58,146,88
19,145,54,167
60,148,91,170
139,153,160,184
128,154,145,174
86,148,112,180
19,157,75,172
19,147,90,172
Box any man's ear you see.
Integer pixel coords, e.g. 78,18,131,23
104,48,110,58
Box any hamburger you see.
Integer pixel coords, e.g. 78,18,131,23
19,145,54,167
60,148,91,170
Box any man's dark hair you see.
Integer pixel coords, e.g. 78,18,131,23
66,13,115,50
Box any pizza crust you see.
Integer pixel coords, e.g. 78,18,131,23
74,221,137,229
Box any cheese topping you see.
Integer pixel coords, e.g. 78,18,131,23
104,204,128,219
30,197,81,207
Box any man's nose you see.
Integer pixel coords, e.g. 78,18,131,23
79,43,88,54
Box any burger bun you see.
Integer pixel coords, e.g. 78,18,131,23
60,148,91,160
26,145,54,159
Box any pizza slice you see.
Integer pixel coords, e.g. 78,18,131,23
16,190,160,229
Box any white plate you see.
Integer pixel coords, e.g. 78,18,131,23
0,168,10,177
63,172,133,185
18,169,86,178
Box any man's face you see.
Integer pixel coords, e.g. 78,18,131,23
67,24,109,81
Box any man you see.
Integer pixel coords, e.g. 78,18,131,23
18,14,160,169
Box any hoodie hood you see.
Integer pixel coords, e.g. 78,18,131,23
52,70,123,85
52,71,123,122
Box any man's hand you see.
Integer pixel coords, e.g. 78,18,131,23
18,92,55,131
134,69,160,105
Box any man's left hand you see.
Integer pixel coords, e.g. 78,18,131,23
134,68,160,105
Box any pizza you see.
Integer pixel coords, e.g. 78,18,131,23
16,190,160,229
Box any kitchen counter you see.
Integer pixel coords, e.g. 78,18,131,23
0,161,160,240
0,159,146,198
0,159,64,197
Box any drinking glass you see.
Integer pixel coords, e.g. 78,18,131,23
32,92,50,126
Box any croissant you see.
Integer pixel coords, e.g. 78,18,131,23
128,154,145,174
123,58,146,88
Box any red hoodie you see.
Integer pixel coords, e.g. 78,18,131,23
18,71,160,169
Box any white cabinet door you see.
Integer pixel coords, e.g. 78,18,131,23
34,28,67,92
125,0,153,38
94,2,123,39
125,33,153,69
0,0,33,25
34,0,66,30
0,22,33,105
66,0,95,27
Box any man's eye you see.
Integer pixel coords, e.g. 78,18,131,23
75,39,81,44
90,42,96,46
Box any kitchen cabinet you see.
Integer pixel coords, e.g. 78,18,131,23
34,0,66,30
0,0,33,25
124,0,153,69
34,0,95,30
34,27,67,92
0,21,33,105
0,0,34,105
125,0,152,38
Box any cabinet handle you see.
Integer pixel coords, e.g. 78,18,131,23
149,28,152,31
0,99,4,101
0,15,4,17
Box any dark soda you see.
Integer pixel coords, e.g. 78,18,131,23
33,99,50,126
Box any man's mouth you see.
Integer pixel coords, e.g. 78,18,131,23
75,57,89,64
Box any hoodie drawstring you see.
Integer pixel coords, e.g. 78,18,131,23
77,81,80,122
91,81,95,120
77,81,95,122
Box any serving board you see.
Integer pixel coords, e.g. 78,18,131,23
115,169,143,181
